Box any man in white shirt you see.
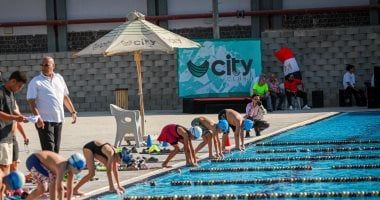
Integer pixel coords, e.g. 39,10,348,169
342,64,365,106
26,56,77,153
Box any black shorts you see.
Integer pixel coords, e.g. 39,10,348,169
12,136,18,162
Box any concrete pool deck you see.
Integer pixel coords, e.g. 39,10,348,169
15,107,379,199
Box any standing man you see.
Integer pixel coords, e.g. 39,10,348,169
27,56,77,153
0,71,27,177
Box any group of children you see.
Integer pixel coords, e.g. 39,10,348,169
156,105,264,168
0,140,135,199
1,98,269,200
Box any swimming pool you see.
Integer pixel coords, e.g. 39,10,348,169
98,112,380,199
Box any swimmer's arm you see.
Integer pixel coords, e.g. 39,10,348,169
55,172,65,200
112,160,123,190
106,158,116,191
66,171,74,200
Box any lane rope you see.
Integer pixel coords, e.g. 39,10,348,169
210,154,380,162
189,165,312,173
255,140,380,146
124,191,380,199
171,176,380,186
256,146,380,154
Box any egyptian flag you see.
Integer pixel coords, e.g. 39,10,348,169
274,47,302,80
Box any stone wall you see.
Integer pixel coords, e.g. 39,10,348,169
261,26,380,107
0,52,179,112
1,25,379,112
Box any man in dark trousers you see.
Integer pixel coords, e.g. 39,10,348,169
27,56,77,153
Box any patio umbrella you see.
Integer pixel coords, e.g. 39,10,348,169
75,11,201,139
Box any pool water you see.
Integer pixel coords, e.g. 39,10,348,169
99,112,380,199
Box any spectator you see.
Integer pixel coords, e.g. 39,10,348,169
268,73,285,111
284,74,311,110
252,75,273,112
0,71,27,179
27,56,77,153
244,94,269,137
342,64,366,106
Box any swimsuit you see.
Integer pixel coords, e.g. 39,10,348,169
157,124,184,145
191,118,211,135
83,141,112,159
217,109,236,133
26,154,56,184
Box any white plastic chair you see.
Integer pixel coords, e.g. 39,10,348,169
110,104,143,147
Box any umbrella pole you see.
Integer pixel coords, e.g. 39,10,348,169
134,51,145,145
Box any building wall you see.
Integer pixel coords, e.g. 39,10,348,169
1,25,378,112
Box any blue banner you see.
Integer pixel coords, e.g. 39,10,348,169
178,39,262,97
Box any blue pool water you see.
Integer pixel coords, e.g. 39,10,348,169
99,112,380,199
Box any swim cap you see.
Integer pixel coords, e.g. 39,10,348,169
217,119,229,133
120,148,133,164
4,171,25,190
189,126,202,140
243,119,254,131
68,153,86,171
148,144,160,154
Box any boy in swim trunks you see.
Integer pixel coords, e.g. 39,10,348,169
191,116,223,159
25,151,86,200
74,140,131,195
157,124,201,168
218,109,245,151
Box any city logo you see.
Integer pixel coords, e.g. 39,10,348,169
187,60,209,77
187,54,252,78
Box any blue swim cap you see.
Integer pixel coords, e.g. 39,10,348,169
120,148,133,164
217,119,229,133
68,153,86,171
4,171,25,190
189,126,202,140
243,119,254,131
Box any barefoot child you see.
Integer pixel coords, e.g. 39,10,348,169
157,124,202,168
73,140,131,195
25,151,86,200
191,117,223,159
218,109,245,151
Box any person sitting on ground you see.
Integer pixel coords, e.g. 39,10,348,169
191,116,224,159
252,75,273,112
244,95,270,137
342,64,366,106
284,74,311,110
73,141,132,195
0,171,25,200
157,124,201,168
268,73,285,111
218,109,245,151
25,151,86,200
